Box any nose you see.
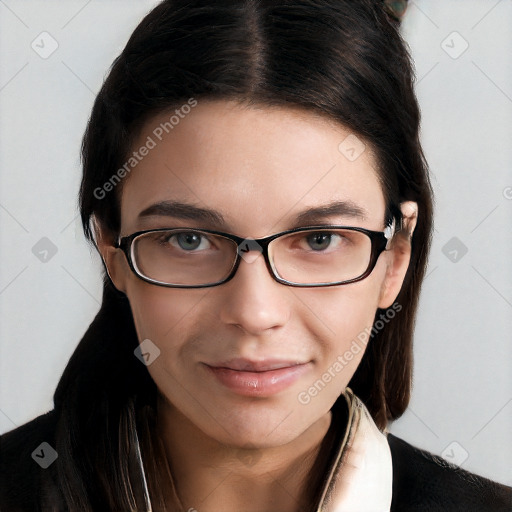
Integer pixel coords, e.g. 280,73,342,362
218,251,290,335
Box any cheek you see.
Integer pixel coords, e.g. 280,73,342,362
127,283,211,405
300,262,386,377
126,278,207,346
306,260,385,337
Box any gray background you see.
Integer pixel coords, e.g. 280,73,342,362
1,0,511,485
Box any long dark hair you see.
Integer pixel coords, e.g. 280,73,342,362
53,0,432,509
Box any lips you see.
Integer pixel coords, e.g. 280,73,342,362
209,358,307,372
203,358,312,397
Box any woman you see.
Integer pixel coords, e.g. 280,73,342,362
1,0,510,510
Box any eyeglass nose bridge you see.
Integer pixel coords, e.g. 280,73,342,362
236,237,265,264
230,235,284,285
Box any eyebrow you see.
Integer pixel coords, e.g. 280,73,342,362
136,199,368,229
137,200,228,228
292,200,367,226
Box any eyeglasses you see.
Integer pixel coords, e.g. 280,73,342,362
114,221,398,288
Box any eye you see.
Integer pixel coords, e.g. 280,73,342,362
166,232,212,251
304,232,343,251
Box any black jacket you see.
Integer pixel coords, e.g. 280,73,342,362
1,409,511,511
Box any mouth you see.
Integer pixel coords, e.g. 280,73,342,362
210,358,309,372
203,358,312,397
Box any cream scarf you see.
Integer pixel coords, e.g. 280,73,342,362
134,387,393,511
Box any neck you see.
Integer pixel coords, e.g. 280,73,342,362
156,395,335,512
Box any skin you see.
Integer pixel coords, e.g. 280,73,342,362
97,100,417,511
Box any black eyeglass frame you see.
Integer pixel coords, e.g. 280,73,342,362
114,221,399,289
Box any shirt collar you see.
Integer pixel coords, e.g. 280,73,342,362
315,387,393,511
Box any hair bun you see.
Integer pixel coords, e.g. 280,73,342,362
383,0,409,22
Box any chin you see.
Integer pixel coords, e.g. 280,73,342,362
199,398,313,447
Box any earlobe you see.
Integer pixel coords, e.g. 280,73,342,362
378,201,418,309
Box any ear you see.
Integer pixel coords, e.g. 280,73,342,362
378,201,418,309
91,215,128,294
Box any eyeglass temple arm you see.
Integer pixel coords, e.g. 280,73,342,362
383,215,404,249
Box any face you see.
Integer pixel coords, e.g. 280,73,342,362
99,100,414,448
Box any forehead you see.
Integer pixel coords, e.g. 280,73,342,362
119,100,386,236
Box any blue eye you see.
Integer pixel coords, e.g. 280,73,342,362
160,231,213,252
175,233,202,250
304,232,344,251
306,233,332,251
